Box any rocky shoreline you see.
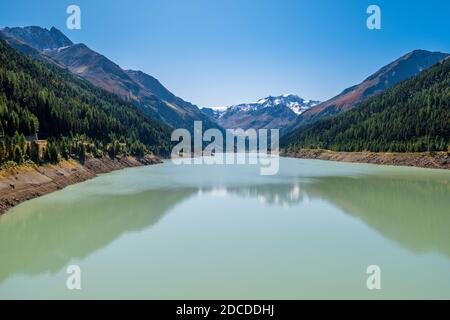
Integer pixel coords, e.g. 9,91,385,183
0,155,162,215
281,149,450,170
2,150,448,215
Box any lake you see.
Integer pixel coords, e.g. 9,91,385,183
1,157,450,299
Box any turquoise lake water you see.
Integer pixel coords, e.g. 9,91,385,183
1,158,449,299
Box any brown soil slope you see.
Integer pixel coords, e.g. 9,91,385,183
0,155,161,215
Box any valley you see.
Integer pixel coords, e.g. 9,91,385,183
0,0,449,302
0,25,449,216
1,158,450,299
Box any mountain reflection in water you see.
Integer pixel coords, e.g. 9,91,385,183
1,159,449,292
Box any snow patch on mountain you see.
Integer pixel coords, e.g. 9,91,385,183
224,94,320,115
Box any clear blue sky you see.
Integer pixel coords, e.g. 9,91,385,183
1,0,449,107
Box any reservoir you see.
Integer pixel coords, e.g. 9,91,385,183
1,158,449,299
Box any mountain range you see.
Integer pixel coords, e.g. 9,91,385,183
1,25,448,155
0,26,216,132
282,57,450,153
202,94,320,130
292,49,449,130
201,49,448,133
0,39,172,162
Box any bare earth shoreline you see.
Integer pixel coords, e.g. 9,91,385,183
1,150,449,215
0,155,162,215
281,149,450,170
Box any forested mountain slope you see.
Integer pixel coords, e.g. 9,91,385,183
0,40,171,165
1,26,218,132
290,50,449,131
283,58,450,153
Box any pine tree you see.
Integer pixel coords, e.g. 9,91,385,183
0,40,171,166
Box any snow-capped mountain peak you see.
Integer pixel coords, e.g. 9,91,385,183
201,94,320,130
229,94,320,115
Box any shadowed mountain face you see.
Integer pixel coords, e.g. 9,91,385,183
125,69,219,131
125,70,178,103
0,29,65,67
292,50,449,130
47,44,141,100
0,26,217,132
1,26,73,50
